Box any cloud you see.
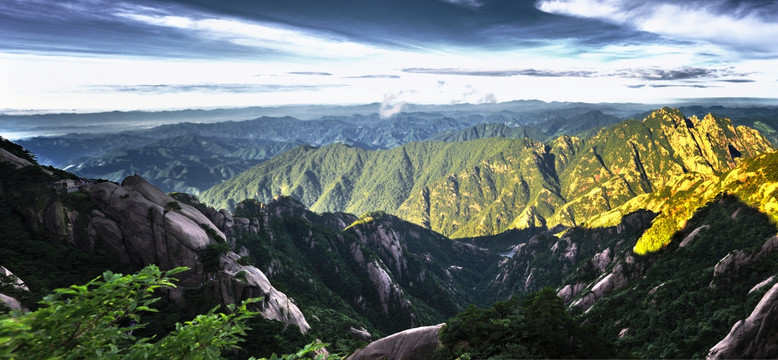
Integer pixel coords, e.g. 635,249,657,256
626,83,712,89
288,72,333,76
379,93,406,119
536,0,778,54
439,0,483,8
649,84,713,88
115,7,379,58
403,68,599,77
615,67,718,81
717,79,755,83
479,93,498,104
406,66,751,82
82,83,344,94
346,75,401,79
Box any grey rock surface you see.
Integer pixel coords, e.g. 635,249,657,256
347,324,443,360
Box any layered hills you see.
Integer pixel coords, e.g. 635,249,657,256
201,108,772,239
5,121,778,358
16,107,635,195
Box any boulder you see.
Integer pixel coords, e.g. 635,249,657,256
347,324,443,360
350,327,372,342
707,282,778,359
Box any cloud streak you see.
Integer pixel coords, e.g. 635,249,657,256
288,72,333,76
82,83,345,94
114,7,380,59
403,66,749,81
346,75,401,79
536,0,778,54
402,68,599,77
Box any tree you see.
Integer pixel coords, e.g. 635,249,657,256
0,265,329,360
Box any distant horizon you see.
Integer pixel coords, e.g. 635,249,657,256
3,96,778,117
3,98,778,141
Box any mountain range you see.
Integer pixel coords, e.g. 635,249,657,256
3,106,778,358
201,108,772,240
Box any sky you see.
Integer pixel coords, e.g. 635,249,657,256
1,0,777,114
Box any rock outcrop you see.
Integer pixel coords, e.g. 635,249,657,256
0,266,27,311
711,235,778,287
707,282,778,359
48,175,309,332
346,324,443,360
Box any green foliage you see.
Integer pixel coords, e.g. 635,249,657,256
201,138,565,238
0,265,242,359
201,242,232,272
344,211,388,230
0,265,333,360
165,200,183,211
433,288,615,359
202,108,772,240
584,195,778,358
0,136,37,163
427,123,549,143
201,223,227,243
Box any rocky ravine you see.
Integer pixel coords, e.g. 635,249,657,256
48,175,309,332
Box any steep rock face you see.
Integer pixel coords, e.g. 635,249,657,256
46,175,309,332
707,283,778,359
574,194,778,359
345,213,498,316
346,324,443,360
489,210,655,300
200,196,497,338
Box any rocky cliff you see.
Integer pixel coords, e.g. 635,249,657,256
4,164,310,332
89,176,310,331
346,324,443,360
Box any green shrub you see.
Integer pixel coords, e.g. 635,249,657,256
201,242,232,273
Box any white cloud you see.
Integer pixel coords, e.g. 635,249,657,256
479,93,497,104
379,93,406,119
537,0,629,22
440,0,483,8
115,10,379,59
536,0,778,54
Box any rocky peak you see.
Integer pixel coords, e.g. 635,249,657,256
266,195,310,218
645,107,689,128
